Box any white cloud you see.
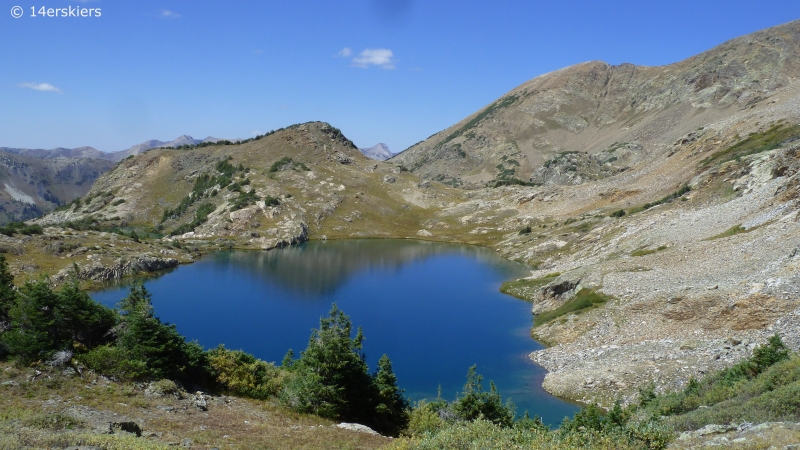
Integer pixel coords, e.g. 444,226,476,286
18,82,63,94
160,10,180,18
335,47,353,58
352,48,395,69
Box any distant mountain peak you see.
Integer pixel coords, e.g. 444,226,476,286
359,143,393,161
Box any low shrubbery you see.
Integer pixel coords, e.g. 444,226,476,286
534,288,611,326
629,185,691,213
269,156,309,173
0,221,43,237
701,121,800,166
631,245,667,257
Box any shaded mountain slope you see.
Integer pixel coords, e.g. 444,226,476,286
0,152,114,224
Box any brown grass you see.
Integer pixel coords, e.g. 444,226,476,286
0,361,390,449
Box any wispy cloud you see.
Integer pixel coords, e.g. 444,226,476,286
335,47,353,58
160,9,180,18
351,48,395,69
18,82,63,94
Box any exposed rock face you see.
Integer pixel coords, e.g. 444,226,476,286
52,256,180,282
394,20,800,187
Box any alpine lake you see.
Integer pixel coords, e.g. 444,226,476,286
90,239,580,426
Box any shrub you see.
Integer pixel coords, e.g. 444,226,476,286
534,288,611,326
610,209,626,218
78,344,147,380
208,345,283,399
451,365,515,427
269,156,308,173
0,255,16,324
405,399,443,436
0,221,43,236
518,226,532,235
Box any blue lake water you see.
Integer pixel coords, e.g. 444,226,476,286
90,239,580,425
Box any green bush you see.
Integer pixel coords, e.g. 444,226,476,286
269,156,309,173
0,221,43,236
0,255,16,325
78,344,147,380
534,288,610,326
208,345,284,399
405,399,443,436
452,365,515,427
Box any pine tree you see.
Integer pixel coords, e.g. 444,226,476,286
373,354,409,436
452,365,515,427
281,303,374,421
1,275,115,361
116,281,205,380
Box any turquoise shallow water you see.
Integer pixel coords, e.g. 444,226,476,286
90,239,580,425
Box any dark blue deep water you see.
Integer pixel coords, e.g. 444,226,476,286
90,239,579,425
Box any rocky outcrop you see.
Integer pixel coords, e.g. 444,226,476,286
53,256,180,282
672,422,800,449
249,221,308,250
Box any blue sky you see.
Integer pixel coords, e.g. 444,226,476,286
1,1,799,153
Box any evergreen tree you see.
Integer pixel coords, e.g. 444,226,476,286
116,281,208,381
452,365,515,427
281,304,375,422
1,276,115,362
373,354,409,436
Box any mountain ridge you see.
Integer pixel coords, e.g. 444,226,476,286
393,19,800,187
1,135,226,163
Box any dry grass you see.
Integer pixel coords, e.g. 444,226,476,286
0,361,390,449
